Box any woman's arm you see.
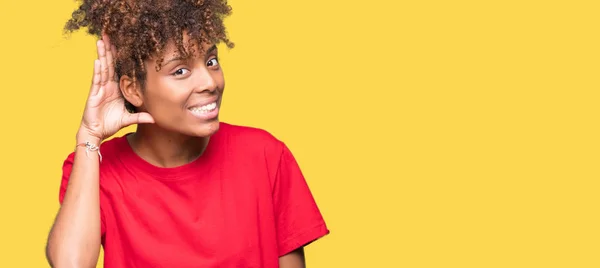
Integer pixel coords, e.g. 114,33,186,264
46,134,103,268
45,34,153,268
279,247,306,268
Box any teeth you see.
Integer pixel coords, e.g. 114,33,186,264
189,102,217,114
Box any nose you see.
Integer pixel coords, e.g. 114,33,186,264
192,67,217,93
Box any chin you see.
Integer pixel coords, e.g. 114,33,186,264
190,120,220,137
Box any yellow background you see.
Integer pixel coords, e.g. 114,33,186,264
0,0,599,267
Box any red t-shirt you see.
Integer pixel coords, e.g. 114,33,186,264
58,122,329,267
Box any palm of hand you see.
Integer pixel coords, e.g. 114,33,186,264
83,80,129,139
80,35,154,141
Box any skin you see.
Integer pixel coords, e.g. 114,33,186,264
280,248,306,268
46,34,306,267
120,35,224,167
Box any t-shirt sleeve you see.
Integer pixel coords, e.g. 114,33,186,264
272,142,330,256
59,152,106,236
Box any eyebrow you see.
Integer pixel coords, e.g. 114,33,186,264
163,55,187,66
207,45,218,54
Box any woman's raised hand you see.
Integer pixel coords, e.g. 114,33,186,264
78,34,154,142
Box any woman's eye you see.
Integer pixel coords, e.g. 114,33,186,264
207,58,219,67
173,68,189,76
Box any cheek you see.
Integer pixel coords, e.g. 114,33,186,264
145,81,188,112
216,73,226,92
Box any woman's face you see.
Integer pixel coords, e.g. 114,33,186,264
137,38,225,138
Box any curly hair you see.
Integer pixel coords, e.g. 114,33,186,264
64,0,234,111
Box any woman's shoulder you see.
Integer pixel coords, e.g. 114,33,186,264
219,122,283,146
99,134,131,156
218,122,288,158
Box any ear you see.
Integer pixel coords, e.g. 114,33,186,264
119,75,144,108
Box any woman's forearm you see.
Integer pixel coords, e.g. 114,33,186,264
46,133,102,268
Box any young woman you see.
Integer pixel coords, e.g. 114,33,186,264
45,0,329,267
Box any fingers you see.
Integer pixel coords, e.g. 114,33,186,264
97,40,109,86
122,112,155,127
90,59,101,96
103,34,116,81
103,34,111,48
111,45,117,62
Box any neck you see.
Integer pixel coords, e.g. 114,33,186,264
127,124,210,168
